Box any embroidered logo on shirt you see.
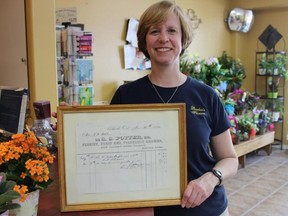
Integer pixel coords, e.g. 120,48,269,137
191,106,206,115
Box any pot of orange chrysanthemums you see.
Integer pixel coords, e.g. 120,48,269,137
0,131,55,216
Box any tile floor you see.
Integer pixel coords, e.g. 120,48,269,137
224,145,288,216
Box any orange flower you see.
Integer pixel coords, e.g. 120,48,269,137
20,172,26,179
13,185,28,202
0,131,54,198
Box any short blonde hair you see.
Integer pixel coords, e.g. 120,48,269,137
137,0,194,59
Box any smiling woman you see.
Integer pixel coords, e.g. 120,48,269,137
111,1,238,216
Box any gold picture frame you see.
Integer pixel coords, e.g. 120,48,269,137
57,103,187,212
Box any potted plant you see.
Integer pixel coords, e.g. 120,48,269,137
267,77,279,98
236,113,259,140
265,99,283,122
218,51,246,94
0,173,21,215
258,53,268,75
255,110,271,134
274,53,288,79
0,131,55,215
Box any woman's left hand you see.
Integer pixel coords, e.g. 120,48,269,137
181,172,217,208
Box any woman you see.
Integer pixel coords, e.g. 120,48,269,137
111,1,238,215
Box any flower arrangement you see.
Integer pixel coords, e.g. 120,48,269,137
237,113,259,138
203,56,224,87
180,53,207,82
227,89,260,115
0,131,55,202
180,53,225,87
218,51,246,93
253,108,271,134
180,51,246,95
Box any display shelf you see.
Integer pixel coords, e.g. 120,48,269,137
234,131,275,168
56,24,94,106
255,50,286,150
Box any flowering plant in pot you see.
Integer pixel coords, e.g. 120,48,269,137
0,131,55,204
218,51,246,93
237,113,259,140
253,109,270,134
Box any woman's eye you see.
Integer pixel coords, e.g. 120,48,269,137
150,30,159,35
168,29,177,34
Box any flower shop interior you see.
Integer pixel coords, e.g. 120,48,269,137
1,0,288,215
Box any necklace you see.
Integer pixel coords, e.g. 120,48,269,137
150,75,181,104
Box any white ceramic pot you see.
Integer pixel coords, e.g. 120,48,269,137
272,112,280,122
10,190,40,216
258,68,266,75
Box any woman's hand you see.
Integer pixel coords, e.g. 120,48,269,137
181,172,218,208
51,101,78,130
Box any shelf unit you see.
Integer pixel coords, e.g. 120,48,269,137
255,51,286,150
56,24,94,106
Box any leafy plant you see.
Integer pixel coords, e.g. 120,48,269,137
258,53,268,69
266,99,284,116
274,53,288,80
218,51,246,94
268,77,279,92
0,173,21,214
237,113,259,135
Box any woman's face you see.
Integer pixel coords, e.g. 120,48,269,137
145,13,182,66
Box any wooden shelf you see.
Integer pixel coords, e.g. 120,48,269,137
234,131,275,168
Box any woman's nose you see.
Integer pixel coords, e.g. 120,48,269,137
158,32,169,43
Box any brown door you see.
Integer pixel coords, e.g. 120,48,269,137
0,0,28,88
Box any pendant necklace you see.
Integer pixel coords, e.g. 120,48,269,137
150,74,181,104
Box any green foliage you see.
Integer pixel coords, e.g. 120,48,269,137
180,51,246,94
274,53,288,80
0,173,21,214
237,113,259,134
218,51,246,94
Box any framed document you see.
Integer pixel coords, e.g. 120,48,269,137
57,103,187,212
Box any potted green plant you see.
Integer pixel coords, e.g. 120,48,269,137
258,53,268,75
267,77,279,98
265,99,283,122
274,53,288,79
0,173,21,215
218,51,246,94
